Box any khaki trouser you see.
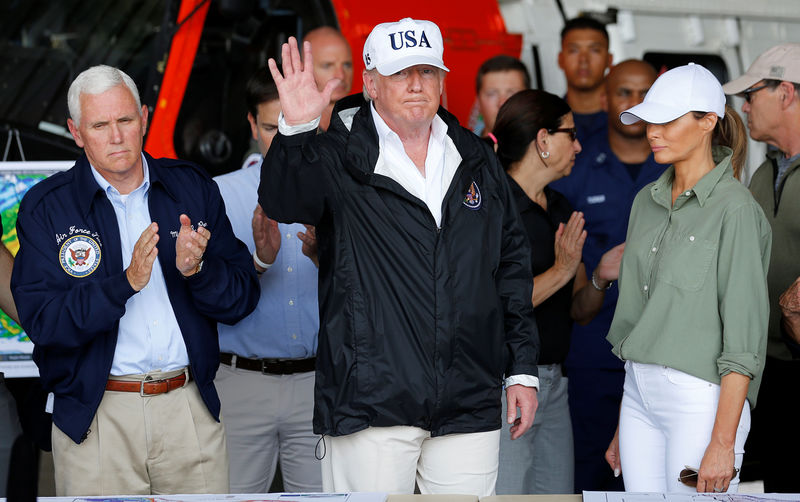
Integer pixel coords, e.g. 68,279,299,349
52,368,228,496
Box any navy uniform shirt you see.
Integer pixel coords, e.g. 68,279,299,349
508,177,574,365
550,133,665,369
574,110,608,145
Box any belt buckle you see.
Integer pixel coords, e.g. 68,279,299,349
260,359,271,375
139,376,165,396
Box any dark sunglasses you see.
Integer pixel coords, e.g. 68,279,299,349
678,465,739,489
740,83,770,103
548,127,578,141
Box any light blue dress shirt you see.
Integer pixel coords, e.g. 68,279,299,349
90,156,190,375
213,155,319,359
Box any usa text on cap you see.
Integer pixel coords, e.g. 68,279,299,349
363,18,449,76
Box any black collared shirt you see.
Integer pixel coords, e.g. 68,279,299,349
508,175,574,365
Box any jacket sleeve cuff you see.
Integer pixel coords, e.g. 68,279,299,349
184,254,213,287
504,374,540,391
717,351,760,380
278,112,320,135
104,270,137,306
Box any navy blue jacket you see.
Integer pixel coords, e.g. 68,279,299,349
550,133,665,370
11,153,259,443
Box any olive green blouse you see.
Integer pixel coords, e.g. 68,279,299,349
607,147,771,407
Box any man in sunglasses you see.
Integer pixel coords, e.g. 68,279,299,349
550,59,665,494
723,43,800,494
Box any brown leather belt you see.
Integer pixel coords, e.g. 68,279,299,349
220,353,315,375
105,372,190,395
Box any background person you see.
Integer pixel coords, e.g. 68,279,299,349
474,55,530,138
558,17,613,142
604,63,770,493
492,89,623,495
722,43,800,493
261,18,540,495
11,65,259,496
303,26,354,131
213,66,321,493
549,59,663,493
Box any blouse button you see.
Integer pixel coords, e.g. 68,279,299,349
689,236,695,242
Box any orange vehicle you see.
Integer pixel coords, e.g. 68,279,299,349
1,0,521,176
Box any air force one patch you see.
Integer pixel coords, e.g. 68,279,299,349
463,181,482,210
60,235,101,278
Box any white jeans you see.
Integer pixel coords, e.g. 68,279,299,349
321,425,500,495
619,361,750,493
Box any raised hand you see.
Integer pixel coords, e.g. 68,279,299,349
252,205,281,270
267,37,341,125
298,224,318,267
553,211,586,280
127,222,159,291
176,214,210,277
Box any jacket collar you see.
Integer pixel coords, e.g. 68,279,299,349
330,93,484,181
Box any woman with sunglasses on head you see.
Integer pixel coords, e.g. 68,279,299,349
492,89,625,494
604,63,771,494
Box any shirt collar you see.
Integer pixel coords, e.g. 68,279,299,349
370,102,448,149
89,153,150,199
692,146,734,206
650,146,734,208
767,144,800,164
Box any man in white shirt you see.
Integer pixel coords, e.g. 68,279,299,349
259,18,540,495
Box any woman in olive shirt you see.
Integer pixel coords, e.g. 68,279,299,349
492,90,624,494
604,64,771,493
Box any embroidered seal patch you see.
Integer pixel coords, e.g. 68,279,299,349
463,181,482,210
60,235,101,278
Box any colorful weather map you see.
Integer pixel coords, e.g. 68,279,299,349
0,162,72,377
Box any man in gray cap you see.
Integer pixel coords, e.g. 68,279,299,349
723,42,800,493
260,17,540,496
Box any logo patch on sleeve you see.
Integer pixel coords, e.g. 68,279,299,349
463,181,482,210
60,235,101,278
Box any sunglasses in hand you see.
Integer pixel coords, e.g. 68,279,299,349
678,465,739,490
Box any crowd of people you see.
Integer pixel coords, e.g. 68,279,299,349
0,12,799,499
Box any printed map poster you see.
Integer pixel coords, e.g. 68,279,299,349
0,161,73,377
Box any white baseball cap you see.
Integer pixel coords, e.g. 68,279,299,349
723,43,800,94
363,18,449,76
620,63,726,125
